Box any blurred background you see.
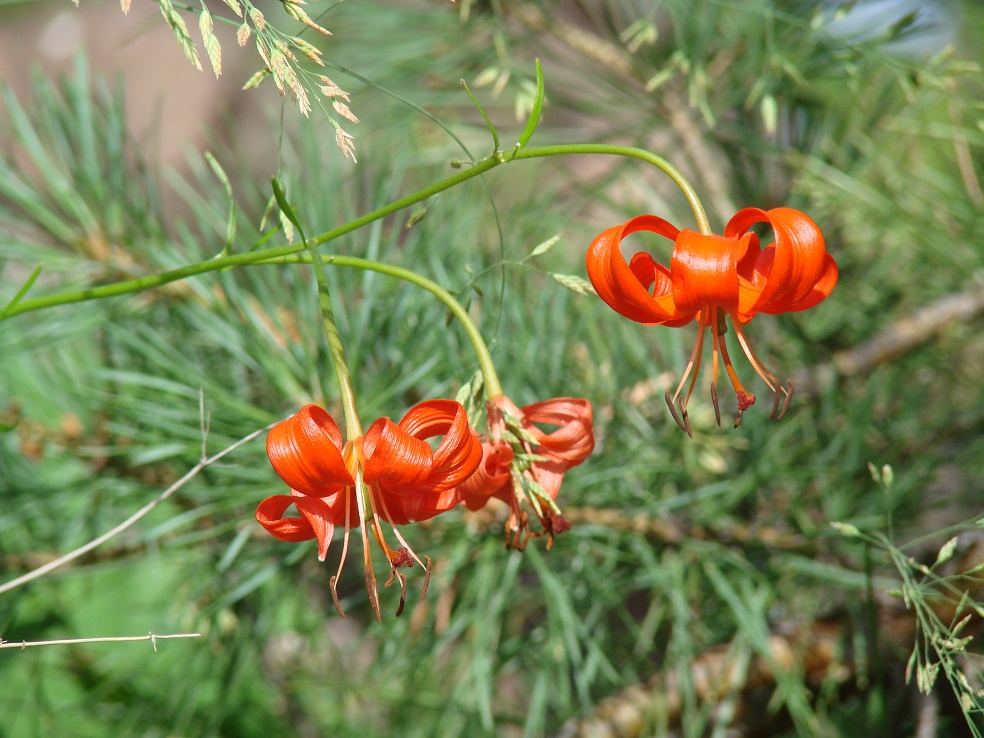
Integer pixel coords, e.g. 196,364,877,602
2,0,984,736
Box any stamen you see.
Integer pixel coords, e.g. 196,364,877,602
769,384,783,419
664,389,689,434
710,308,724,427
329,575,345,617
710,381,721,427
776,380,793,421
730,319,780,393
669,313,709,404
352,466,381,622
392,570,408,617
361,531,380,622
677,396,692,437
329,492,354,618
419,556,432,601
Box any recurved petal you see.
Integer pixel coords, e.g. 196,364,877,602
266,405,354,496
766,252,838,314
727,207,830,316
586,215,689,325
362,417,432,492
521,397,595,464
396,400,483,492
377,485,460,526
458,439,514,510
255,493,337,561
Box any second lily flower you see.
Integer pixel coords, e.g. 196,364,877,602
586,207,837,434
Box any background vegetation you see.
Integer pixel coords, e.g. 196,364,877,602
2,0,984,736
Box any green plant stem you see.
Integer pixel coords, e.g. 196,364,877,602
258,253,504,398
305,243,362,435
1,142,709,322
272,177,364,436
511,144,710,233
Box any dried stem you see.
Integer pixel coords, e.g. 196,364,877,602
0,418,274,596
0,632,200,651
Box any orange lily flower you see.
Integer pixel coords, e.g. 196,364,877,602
586,207,837,434
256,400,482,618
458,395,595,549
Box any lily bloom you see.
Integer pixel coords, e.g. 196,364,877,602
255,400,482,619
586,207,837,434
458,395,595,549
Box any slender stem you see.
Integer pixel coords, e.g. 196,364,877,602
259,253,504,398
0,156,499,321
511,144,711,233
0,633,200,650
306,239,363,436
0,421,273,596
1,143,708,322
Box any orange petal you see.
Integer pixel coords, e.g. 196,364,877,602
522,397,595,499
377,485,461,526
586,215,690,325
266,405,354,496
255,493,337,560
670,230,741,314
362,417,432,491
395,400,483,492
363,400,482,524
727,208,832,316
767,252,838,314
458,439,514,510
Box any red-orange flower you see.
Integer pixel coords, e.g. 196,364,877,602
256,400,481,618
458,395,595,548
586,208,837,434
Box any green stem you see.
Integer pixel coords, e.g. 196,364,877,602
305,244,363,435
511,144,710,233
258,253,504,398
1,142,708,322
272,178,363,436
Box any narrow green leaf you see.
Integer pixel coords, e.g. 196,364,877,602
205,152,236,257
515,58,544,150
461,79,500,151
2,263,44,318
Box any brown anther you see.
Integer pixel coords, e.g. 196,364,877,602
679,398,692,438
329,575,346,618
710,382,722,427
392,570,408,617
776,380,794,420
664,390,689,435
418,556,432,601
734,406,744,429
769,384,783,419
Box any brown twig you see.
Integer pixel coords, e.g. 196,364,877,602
794,282,984,395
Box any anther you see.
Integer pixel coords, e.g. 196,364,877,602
392,570,408,617
664,390,688,434
769,385,783,420
776,380,794,420
329,575,346,618
710,382,722,427
418,556,432,601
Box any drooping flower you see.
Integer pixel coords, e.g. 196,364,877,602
458,395,595,549
586,207,837,434
255,400,482,618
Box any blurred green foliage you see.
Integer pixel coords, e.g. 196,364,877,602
2,1,984,736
